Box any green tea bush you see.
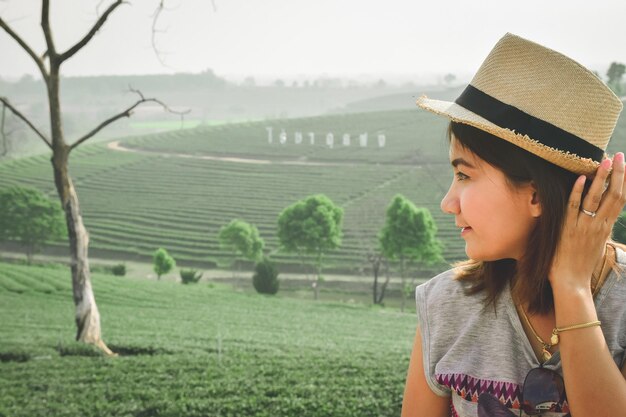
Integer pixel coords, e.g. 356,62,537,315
0,350,31,363
252,257,279,295
91,264,126,276
111,263,126,276
180,269,202,284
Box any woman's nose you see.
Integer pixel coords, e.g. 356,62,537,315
440,187,460,215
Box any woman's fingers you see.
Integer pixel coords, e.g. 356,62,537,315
597,152,626,220
581,158,612,215
566,175,586,227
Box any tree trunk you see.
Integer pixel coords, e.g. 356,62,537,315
25,243,34,265
48,66,114,356
298,252,309,280
400,256,406,313
371,254,380,304
314,251,322,300
52,156,113,354
377,259,391,305
1,104,8,157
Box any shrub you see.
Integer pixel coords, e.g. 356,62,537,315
111,264,126,276
252,257,279,295
180,269,202,285
91,264,125,276
0,350,31,363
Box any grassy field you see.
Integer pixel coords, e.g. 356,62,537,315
0,260,416,417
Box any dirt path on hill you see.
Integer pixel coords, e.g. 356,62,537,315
107,140,345,167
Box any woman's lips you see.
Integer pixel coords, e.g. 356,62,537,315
461,226,472,236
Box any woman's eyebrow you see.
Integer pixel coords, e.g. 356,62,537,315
451,158,476,169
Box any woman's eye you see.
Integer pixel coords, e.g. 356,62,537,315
455,172,469,181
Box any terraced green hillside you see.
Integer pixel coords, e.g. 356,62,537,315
1,108,625,275
0,261,415,417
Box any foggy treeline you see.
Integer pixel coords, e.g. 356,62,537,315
0,69,463,157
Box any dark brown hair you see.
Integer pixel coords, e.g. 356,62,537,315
448,122,581,314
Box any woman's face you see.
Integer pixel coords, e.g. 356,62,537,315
440,137,541,261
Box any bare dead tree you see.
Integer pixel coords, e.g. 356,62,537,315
0,1,186,355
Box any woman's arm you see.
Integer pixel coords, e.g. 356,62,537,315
550,153,626,416
401,326,450,417
553,283,626,416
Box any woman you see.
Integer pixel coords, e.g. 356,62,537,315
402,33,626,417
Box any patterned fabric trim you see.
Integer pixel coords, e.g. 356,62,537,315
436,373,570,414
436,373,522,409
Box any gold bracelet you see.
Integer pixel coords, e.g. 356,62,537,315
550,320,601,345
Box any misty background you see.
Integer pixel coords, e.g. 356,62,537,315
2,0,625,157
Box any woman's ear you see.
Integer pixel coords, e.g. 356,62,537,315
529,183,542,218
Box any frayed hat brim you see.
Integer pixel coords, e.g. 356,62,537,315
416,95,602,176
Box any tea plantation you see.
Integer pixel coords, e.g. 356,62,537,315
2,108,623,274
0,109,458,274
0,261,416,417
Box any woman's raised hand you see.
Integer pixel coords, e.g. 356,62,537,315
549,152,626,290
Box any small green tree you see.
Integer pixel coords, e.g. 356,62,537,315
0,186,66,264
379,195,443,312
613,212,626,244
607,62,625,96
153,248,175,280
277,194,343,300
252,257,280,295
218,219,264,277
180,269,202,285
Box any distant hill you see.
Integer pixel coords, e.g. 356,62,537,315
0,72,441,157
332,85,466,113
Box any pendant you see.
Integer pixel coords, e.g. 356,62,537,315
550,333,559,345
542,348,552,362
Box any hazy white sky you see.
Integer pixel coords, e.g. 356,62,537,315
1,0,625,83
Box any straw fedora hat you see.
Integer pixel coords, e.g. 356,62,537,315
416,33,623,175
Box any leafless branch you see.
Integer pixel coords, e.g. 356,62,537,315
151,0,174,68
69,87,190,150
0,97,52,149
0,16,48,79
41,0,56,59
59,0,125,63
96,0,108,16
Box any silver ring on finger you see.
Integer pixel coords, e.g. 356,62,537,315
581,208,597,218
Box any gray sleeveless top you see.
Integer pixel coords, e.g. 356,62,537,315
415,248,626,417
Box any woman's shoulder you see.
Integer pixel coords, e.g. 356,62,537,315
415,267,479,311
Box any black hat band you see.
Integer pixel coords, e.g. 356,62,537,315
455,84,604,162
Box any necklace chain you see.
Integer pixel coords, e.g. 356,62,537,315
517,246,610,362
519,306,554,362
